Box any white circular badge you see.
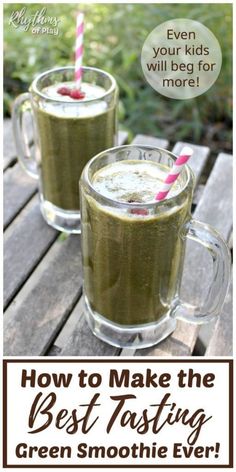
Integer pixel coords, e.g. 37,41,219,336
141,18,222,99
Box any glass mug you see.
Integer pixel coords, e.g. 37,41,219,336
80,145,231,349
12,66,118,233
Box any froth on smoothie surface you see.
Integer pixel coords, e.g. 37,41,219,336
92,160,183,203
40,82,107,118
42,82,106,101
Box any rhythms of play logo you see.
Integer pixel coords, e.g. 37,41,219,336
8,7,60,35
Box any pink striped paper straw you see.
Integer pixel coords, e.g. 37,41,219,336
155,146,193,201
75,12,84,89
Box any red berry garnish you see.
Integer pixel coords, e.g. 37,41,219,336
131,208,148,216
57,86,71,96
70,89,86,99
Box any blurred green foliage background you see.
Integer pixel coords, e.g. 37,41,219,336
4,3,232,153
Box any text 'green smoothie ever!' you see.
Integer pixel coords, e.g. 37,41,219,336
13,67,118,232
80,146,231,349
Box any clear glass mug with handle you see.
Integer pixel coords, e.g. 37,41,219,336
12,66,118,233
80,145,231,349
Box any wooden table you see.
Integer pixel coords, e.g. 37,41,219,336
3,120,233,357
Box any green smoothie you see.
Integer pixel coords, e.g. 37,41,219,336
34,82,117,211
81,160,192,325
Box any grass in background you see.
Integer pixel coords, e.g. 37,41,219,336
4,3,232,153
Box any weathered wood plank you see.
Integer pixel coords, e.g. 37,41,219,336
135,325,193,357
4,235,82,356
228,231,233,250
172,142,210,183
192,184,205,207
51,297,85,354
60,298,120,356
118,130,128,145
136,152,232,356
172,152,232,355
3,119,17,169
194,153,232,238
4,196,58,309
193,153,233,353
4,163,37,228
206,275,232,356
132,134,169,149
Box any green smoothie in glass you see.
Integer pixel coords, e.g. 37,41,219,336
81,159,191,326
35,81,116,211
13,66,118,233
80,145,230,349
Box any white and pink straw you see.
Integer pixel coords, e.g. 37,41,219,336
75,12,84,89
155,146,193,201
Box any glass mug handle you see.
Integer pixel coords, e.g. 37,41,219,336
12,93,38,179
174,219,231,323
